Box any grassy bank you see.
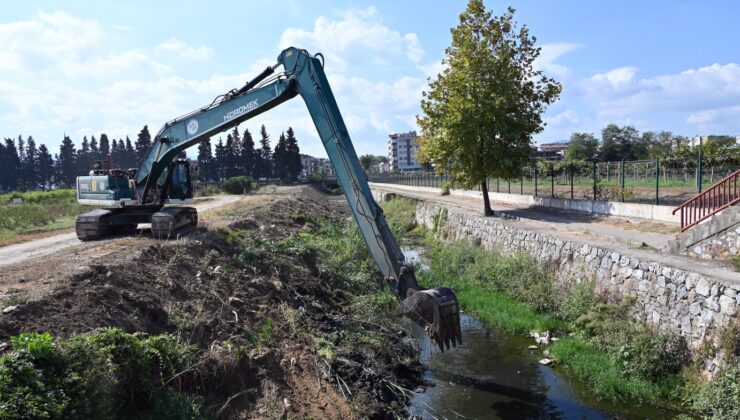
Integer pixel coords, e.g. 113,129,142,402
0,190,86,245
381,196,740,418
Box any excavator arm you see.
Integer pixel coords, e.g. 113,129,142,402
115,47,462,350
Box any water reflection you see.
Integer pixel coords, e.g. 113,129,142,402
408,315,611,419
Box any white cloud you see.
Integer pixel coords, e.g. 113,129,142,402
581,63,740,126
155,37,213,60
279,7,425,72
535,42,582,78
0,7,430,159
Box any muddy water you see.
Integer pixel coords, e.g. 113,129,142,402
401,247,679,419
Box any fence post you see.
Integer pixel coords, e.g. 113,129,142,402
508,178,511,193
655,158,660,205
592,160,597,200
570,163,574,200
520,172,524,194
620,159,625,203
550,163,555,198
496,177,499,193
697,152,703,193
534,165,538,197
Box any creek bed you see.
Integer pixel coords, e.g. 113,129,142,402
402,247,680,419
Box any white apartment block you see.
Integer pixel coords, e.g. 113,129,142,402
388,131,421,171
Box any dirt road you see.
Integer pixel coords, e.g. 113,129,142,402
0,195,242,267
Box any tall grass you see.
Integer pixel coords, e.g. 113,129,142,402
0,189,84,233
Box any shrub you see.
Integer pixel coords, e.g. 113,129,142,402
690,358,740,419
0,329,204,419
440,180,451,196
221,176,253,195
558,280,596,321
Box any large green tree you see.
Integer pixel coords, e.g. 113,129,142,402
565,132,598,161
416,2,561,215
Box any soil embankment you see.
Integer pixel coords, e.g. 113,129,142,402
0,186,422,419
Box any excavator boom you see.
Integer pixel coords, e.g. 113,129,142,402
75,47,462,350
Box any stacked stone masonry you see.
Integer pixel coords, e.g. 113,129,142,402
413,201,739,372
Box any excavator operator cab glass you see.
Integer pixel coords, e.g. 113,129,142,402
167,160,193,200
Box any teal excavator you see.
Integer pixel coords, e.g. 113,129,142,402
74,47,462,350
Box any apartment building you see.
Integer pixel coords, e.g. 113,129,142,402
388,131,421,171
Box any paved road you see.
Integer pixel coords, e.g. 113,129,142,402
0,195,242,267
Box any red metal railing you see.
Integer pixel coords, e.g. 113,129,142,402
673,169,740,231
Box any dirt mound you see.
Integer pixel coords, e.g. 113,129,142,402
0,186,422,419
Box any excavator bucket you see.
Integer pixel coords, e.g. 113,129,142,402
401,287,462,351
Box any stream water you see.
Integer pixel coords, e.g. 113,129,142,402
401,247,680,419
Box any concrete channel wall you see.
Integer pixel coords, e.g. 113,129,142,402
371,189,739,373
368,182,679,224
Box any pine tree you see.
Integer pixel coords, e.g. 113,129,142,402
16,136,26,188
272,132,288,180
240,128,255,177
125,136,135,168
224,134,237,178
284,127,302,181
197,140,214,185
99,134,111,162
24,136,38,189
214,138,226,182
135,125,152,162
78,136,91,174
58,135,77,187
3,138,21,190
256,125,272,178
38,144,54,189
90,135,99,160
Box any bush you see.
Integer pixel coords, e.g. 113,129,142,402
558,280,596,321
221,176,253,195
440,180,451,196
0,329,204,419
689,358,740,419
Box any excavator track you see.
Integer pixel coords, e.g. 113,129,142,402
151,207,198,239
76,209,137,241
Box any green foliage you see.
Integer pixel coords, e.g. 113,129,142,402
565,132,599,161
0,329,205,419
417,2,561,209
221,176,253,195
440,180,451,196
196,184,222,197
0,189,84,232
558,280,595,322
733,255,740,272
687,359,740,419
250,318,275,349
549,338,670,403
379,197,419,237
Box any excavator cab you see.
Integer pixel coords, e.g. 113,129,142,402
165,159,193,201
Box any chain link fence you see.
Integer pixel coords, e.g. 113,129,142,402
368,159,740,206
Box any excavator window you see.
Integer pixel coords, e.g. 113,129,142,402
167,161,192,200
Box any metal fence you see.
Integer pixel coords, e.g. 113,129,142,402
368,159,740,206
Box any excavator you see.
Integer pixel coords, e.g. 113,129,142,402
74,47,461,351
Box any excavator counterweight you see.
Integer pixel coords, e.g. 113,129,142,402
74,47,462,350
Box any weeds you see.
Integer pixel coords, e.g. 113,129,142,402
0,329,205,419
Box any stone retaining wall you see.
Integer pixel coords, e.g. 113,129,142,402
413,200,739,373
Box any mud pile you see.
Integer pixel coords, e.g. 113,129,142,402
0,187,422,419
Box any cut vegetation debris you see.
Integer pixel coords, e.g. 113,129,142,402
0,187,423,419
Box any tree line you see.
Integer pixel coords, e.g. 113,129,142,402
0,124,302,192
564,124,739,168
0,126,155,191
196,124,301,184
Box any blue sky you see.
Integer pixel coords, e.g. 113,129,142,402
1,1,739,159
